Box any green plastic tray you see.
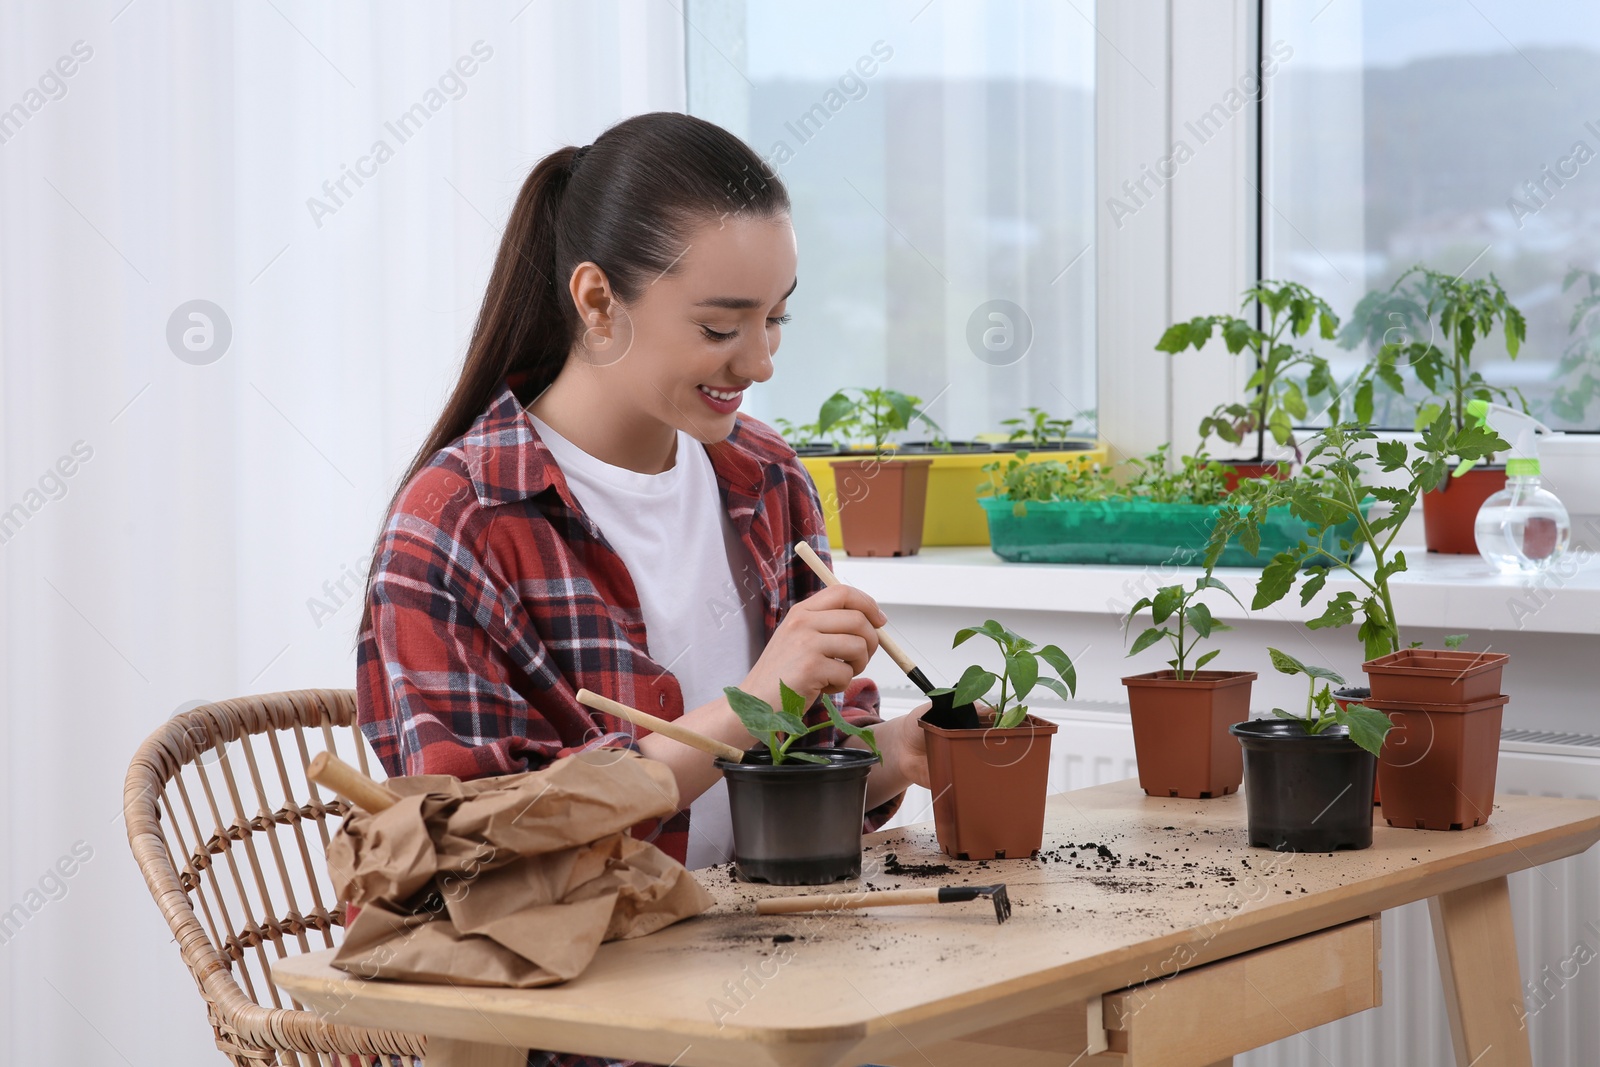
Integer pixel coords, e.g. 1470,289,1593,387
978,495,1369,567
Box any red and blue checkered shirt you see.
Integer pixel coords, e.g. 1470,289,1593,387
356,382,903,865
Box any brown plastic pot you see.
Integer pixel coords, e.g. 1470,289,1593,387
1122,670,1256,799
1333,687,1380,805
1421,465,1505,553
829,457,932,557
1362,649,1509,704
1367,693,1509,831
918,710,1058,860
1218,460,1286,493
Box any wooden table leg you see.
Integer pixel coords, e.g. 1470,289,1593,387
425,1036,527,1067
1429,876,1534,1067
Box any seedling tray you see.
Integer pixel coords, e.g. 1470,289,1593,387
979,496,1370,568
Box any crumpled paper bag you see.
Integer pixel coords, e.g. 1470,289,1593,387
328,749,712,987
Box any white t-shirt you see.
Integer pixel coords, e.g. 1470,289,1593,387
528,413,764,870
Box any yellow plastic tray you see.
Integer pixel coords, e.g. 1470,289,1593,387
799,442,1108,547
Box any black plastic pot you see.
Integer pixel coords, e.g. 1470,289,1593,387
1230,719,1376,852
714,747,878,885
998,439,1093,453
791,442,839,457
896,440,995,454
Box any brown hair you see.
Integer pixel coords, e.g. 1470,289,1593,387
361,112,789,632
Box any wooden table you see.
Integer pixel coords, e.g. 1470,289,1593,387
273,780,1600,1067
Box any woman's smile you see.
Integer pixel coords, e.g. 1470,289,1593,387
696,383,745,413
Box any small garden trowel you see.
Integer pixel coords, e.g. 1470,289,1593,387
756,884,1012,924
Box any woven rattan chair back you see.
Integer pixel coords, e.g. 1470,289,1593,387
124,689,425,1066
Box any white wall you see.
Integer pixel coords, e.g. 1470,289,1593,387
0,4,684,1064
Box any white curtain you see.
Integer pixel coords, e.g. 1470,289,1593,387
0,2,684,1063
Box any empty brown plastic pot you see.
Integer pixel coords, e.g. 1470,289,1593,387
1362,648,1509,704
829,457,932,557
919,711,1058,860
1421,465,1505,553
1367,692,1509,831
1122,670,1256,799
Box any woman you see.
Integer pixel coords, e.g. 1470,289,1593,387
357,111,932,943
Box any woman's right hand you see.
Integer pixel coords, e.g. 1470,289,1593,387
738,584,887,710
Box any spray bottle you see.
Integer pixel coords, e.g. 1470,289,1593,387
1458,399,1570,573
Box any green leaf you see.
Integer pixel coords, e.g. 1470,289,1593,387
817,391,854,433
1298,568,1328,606
1194,648,1222,671
1155,322,1192,352
1375,439,1409,471
1034,643,1075,680
1034,675,1074,701
1129,627,1168,656
823,691,881,760
1006,649,1039,700
724,685,807,740
1306,590,1358,631
951,664,997,706
778,679,808,722
1354,379,1375,426
1185,601,1220,638
1267,646,1308,676
1444,633,1468,650
1337,704,1394,758
785,750,832,765
1254,552,1301,610
1151,585,1183,624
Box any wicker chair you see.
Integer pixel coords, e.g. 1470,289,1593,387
124,689,427,1066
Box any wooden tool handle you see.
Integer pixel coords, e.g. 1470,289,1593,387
307,752,403,814
792,540,919,675
576,689,747,763
757,887,943,914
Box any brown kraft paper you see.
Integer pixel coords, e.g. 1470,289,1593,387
327,748,712,987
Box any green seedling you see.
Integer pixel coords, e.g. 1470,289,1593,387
1158,280,1343,458
980,451,1115,516
816,387,941,457
723,681,880,765
1124,574,1246,679
1206,420,1505,660
929,620,1076,730
1002,406,1076,444
1264,647,1393,759
1341,265,1528,434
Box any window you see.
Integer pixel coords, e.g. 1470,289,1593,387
1265,0,1600,431
686,0,1097,443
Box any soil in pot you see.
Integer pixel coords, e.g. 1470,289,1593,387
1231,719,1376,852
830,457,932,557
1333,687,1380,806
715,747,878,885
1362,648,1509,704
1122,670,1256,799
919,711,1058,860
1422,465,1506,554
1367,693,1508,831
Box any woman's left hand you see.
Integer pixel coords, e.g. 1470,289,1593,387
875,702,933,790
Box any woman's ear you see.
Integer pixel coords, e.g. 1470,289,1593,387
567,262,632,367
567,261,615,334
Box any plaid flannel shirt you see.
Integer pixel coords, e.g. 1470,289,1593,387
357,383,901,1067
356,380,901,863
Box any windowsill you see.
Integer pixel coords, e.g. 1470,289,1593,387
835,544,1600,636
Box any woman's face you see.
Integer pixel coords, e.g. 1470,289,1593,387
574,212,798,445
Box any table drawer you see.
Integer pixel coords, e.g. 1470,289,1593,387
906,917,1381,1067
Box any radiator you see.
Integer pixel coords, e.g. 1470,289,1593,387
879,700,1600,1066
